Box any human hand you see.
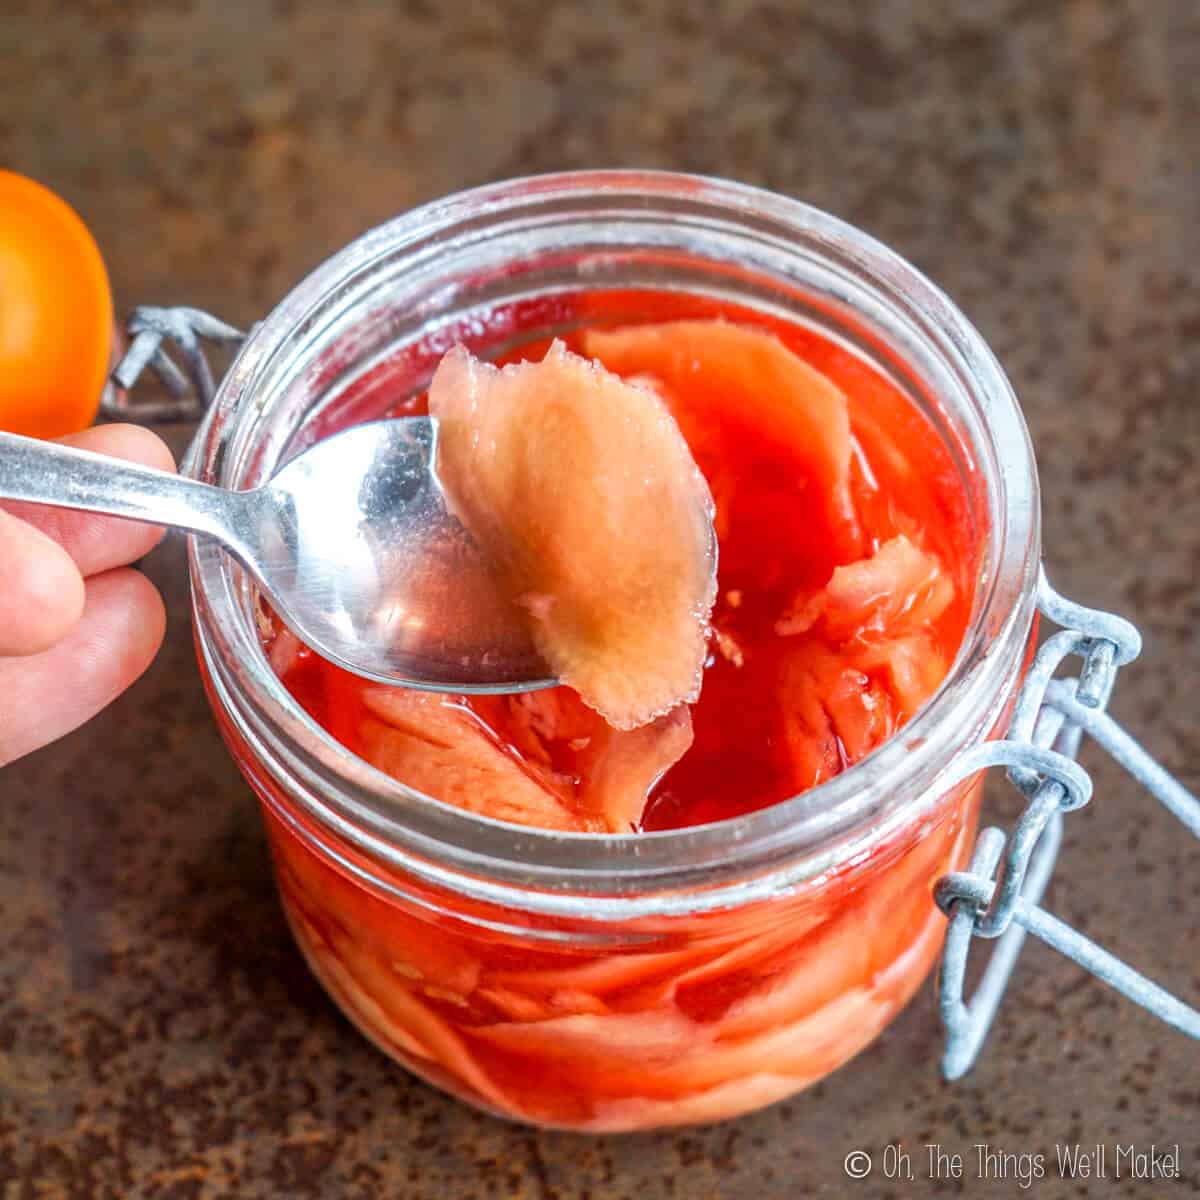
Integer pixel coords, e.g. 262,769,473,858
0,423,173,765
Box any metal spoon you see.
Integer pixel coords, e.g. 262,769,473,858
0,420,555,693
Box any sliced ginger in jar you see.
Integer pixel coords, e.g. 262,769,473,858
429,341,718,732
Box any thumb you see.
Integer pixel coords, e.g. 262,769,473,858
0,507,86,655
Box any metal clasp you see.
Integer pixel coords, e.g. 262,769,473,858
935,568,1200,1078
103,306,244,423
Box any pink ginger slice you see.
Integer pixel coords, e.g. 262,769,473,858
582,320,861,563
359,687,591,832
429,341,718,730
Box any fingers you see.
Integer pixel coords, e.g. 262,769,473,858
0,507,86,654
0,424,174,752
0,423,173,656
1,424,176,578
0,567,166,766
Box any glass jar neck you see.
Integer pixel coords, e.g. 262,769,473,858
188,170,1039,917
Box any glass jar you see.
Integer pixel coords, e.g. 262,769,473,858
185,171,1039,1131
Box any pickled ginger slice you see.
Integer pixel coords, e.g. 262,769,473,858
582,320,861,565
811,535,954,640
360,687,594,832
494,688,694,832
428,342,718,730
577,704,694,832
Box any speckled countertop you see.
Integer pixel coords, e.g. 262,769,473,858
2,2,1198,1197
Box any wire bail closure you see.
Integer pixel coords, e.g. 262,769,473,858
102,306,244,423
935,568,1200,1079
106,306,1200,1081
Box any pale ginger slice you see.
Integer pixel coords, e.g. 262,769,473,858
362,684,692,834
502,690,694,832
577,705,694,832
360,688,592,832
429,342,717,730
776,535,953,639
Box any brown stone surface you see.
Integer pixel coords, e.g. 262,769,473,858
2,2,1198,1196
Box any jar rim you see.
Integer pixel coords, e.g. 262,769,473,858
188,169,1040,913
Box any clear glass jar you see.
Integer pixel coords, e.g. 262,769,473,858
185,171,1039,1131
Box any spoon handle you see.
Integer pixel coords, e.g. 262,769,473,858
0,430,240,544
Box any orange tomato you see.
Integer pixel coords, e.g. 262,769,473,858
0,170,113,438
